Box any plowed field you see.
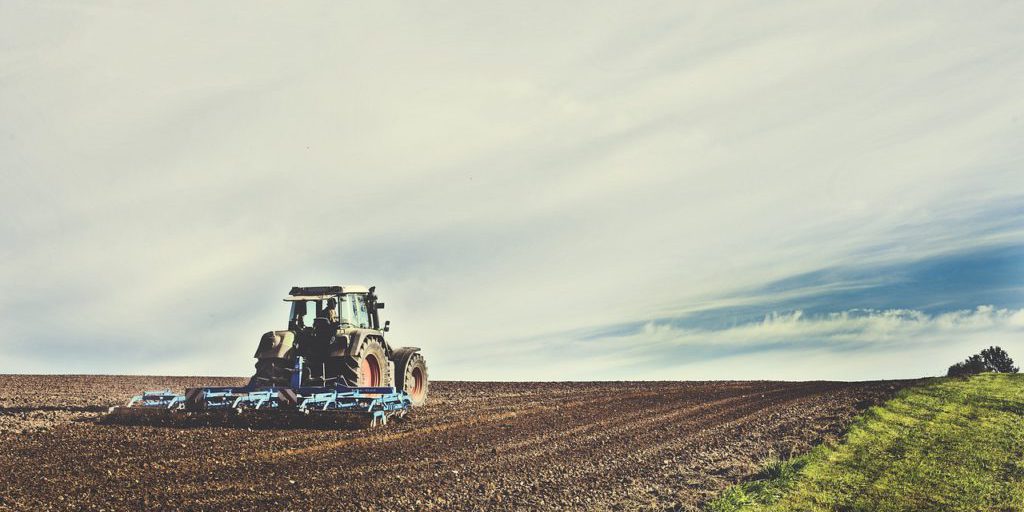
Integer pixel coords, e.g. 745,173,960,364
0,376,912,511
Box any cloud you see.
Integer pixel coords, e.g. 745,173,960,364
456,306,1024,381
0,2,1022,378
639,306,1024,349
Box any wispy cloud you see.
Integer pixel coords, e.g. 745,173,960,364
632,306,1024,350
457,306,1024,381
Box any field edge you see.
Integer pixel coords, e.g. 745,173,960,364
703,373,1024,512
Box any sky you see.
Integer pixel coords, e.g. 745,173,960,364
1,1,1022,380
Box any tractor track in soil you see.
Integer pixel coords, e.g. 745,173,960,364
0,376,916,511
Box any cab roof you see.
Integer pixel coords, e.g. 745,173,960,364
285,285,370,301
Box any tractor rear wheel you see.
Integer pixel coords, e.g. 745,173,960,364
248,357,291,388
394,349,429,406
336,337,390,388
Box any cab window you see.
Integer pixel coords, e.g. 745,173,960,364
339,294,370,328
353,295,370,328
289,300,319,328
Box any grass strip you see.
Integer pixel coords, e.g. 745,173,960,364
705,373,1024,512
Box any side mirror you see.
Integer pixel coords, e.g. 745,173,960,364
383,320,391,332
376,302,384,309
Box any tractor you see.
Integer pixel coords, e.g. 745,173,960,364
251,285,428,405
105,284,427,427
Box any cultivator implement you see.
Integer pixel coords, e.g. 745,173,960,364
104,357,413,428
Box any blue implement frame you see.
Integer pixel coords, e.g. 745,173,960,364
108,357,412,427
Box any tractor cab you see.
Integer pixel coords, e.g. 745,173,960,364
284,285,387,333
286,294,368,331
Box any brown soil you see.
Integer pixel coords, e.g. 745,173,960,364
0,375,914,511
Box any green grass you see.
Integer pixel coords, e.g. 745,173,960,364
706,373,1024,512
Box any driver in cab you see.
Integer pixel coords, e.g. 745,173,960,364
323,298,340,325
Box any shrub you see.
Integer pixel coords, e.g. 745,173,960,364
980,346,1019,373
947,346,1018,377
